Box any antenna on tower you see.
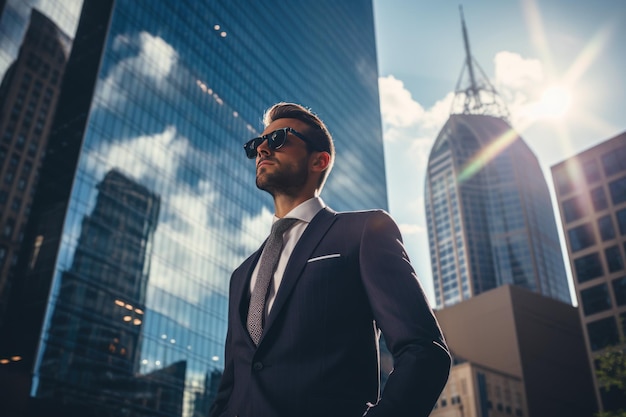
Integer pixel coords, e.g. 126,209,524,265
450,5,510,122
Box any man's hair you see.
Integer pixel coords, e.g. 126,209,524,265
263,102,335,190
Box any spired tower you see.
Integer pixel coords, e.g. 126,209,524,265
424,7,570,308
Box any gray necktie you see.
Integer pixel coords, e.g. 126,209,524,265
247,217,298,345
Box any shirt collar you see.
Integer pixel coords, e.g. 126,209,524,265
273,196,326,224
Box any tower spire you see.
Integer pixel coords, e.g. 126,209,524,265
451,5,510,121
460,6,479,99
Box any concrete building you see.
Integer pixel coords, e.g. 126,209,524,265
551,131,626,412
435,285,597,417
0,9,71,323
431,360,527,417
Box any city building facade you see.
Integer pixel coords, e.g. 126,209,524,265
435,285,597,417
0,7,72,323
425,114,570,307
430,360,527,417
551,131,626,412
0,0,387,416
424,9,569,308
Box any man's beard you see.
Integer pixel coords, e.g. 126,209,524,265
256,158,308,197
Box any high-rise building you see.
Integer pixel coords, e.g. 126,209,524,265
551,131,626,413
424,8,570,308
0,0,387,415
0,8,72,323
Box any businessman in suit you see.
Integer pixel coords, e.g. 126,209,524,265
210,103,450,417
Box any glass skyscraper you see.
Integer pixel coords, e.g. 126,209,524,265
425,114,570,308
0,1,386,415
424,10,570,309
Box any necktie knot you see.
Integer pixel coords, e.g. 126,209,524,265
271,217,298,237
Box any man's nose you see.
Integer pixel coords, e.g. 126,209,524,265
256,138,271,157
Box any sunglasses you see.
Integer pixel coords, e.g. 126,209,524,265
244,127,325,159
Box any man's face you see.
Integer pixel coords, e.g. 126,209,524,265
255,118,312,197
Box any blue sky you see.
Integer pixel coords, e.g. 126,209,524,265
372,0,626,303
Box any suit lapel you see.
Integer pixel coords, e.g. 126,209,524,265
259,207,337,345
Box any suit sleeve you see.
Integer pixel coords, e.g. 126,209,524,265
359,211,451,417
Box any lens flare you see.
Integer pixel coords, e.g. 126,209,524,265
457,128,518,183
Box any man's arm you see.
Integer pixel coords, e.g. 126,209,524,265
359,211,451,417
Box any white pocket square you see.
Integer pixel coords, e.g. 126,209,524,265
307,254,341,263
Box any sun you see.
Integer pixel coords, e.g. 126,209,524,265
535,84,573,119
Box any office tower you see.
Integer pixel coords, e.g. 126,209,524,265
424,9,569,308
433,285,596,417
0,8,72,323
551,132,626,413
0,0,387,415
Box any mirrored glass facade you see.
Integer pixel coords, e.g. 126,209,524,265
0,0,386,415
425,114,570,308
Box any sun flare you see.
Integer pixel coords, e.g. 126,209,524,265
536,84,572,119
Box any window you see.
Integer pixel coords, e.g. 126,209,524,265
568,223,595,252
2,219,14,238
612,277,626,306
606,246,624,273
598,215,616,241
618,209,626,235
609,176,626,205
580,283,611,315
587,317,619,351
554,169,574,195
602,145,626,177
583,159,602,184
590,187,609,211
562,195,587,222
11,198,21,212
574,253,604,283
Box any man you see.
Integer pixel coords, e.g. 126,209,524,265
210,103,450,417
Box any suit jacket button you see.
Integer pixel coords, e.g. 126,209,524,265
253,361,263,371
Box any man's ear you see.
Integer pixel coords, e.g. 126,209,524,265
310,151,331,173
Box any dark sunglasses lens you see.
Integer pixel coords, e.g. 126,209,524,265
268,129,286,150
244,137,261,159
244,129,288,159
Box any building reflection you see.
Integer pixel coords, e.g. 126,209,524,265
35,169,187,416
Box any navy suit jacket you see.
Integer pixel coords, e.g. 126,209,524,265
210,208,450,417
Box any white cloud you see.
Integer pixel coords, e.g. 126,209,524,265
379,76,453,145
95,31,179,108
494,51,543,88
110,31,178,83
379,75,425,128
398,223,424,235
90,125,183,181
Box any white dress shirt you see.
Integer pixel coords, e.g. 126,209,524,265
250,196,326,315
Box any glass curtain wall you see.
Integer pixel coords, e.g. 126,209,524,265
1,0,387,416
